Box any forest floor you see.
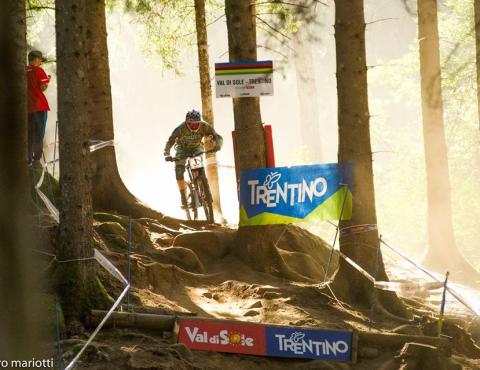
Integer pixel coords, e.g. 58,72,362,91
36,211,480,370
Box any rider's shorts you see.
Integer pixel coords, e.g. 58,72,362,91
174,147,203,180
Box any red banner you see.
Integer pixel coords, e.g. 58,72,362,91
177,318,266,355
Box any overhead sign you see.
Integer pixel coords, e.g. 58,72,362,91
215,61,273,98
175,318,357,362
239,163,353,226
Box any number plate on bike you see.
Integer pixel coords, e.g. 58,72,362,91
188,156,204,170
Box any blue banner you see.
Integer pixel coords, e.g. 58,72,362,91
265,326,354,361
239,163,353,226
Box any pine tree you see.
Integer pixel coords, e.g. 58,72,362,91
330,0,409,318
86,0,164,220
293,24,322,162
417,0,477,277
0,0,38,357
56,0,98,322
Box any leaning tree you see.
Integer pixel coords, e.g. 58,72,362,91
194,0,225,222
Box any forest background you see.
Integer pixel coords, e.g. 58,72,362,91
28,0,480,266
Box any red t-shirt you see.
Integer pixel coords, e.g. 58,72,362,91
27,65,50,113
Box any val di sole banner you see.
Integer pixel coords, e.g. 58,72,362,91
239,163,353,226
215,61,274,98
175,318,357,362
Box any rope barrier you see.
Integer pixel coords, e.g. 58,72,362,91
89,139,114,152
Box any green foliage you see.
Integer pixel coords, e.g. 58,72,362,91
111,0,313,73
370,0,480,263
110,0,222,74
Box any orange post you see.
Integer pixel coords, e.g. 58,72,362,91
232,130,240,187
264,124,275,168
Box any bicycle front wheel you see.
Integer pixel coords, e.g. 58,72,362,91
196,175,214,223
185,182,198,221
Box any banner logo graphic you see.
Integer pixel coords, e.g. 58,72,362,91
239,163,353,226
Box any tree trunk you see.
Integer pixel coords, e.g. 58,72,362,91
194,0,225,223
475,0,480,130
56,0,98,323
417,0,476,277
85,0,164,221
0,0,39,358
225,0,266,171
226,0,299,277
331,0,408,318
293,25,322,162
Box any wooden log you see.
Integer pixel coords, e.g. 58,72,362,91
86,310,176,331
358,332,451,354
87,310,450,357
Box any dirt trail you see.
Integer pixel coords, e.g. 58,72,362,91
55,213,480,369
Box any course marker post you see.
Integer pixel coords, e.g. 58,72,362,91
55,301,63,370
323,184,349,283
127,216,132,311
53,120,58,177
438,271,450,337
368,237,382,330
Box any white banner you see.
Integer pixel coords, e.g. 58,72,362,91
215,61,273,98
215,74,273,98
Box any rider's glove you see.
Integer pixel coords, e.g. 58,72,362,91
164,155,173,162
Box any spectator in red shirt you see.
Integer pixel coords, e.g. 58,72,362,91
27,50,50,164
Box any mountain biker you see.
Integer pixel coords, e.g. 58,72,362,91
164,110,223,209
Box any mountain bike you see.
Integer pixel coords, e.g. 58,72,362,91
170,151,215,223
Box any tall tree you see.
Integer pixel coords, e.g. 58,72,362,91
0,0,39,358
56,0,98,322
331,0,408,317
475,0,480,130
86,0,164,220
417,0,477,276
293,24,322,162
225,0,309,280
194,0,225,222
225,0,266,171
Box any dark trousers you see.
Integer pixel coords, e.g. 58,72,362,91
28,111,47,162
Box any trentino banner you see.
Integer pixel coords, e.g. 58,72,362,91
176,318,357,362
239,163,353,226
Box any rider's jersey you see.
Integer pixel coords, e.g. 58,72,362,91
164,121,223,155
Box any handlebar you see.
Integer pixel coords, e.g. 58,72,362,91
167,149,216,162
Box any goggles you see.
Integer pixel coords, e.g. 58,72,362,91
187,121,200,130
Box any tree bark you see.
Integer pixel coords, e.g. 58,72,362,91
225,0,266,171
56,0,97,322
226,0,303,277
194,0,225,223
85,0,164,221
293,25,322,162
475,0,480,131
417,0,476,277
331,0,408,318
0,0,39,358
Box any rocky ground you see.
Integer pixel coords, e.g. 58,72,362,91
34,210,480,370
